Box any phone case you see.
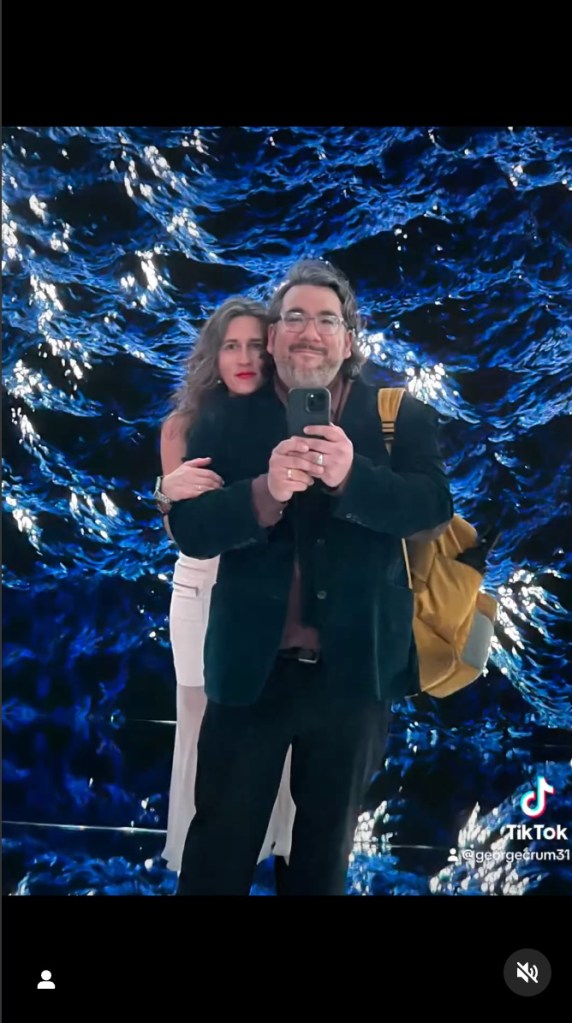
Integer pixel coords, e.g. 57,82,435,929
286,387,331,437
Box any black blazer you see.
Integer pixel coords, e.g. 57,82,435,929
169,376,453,705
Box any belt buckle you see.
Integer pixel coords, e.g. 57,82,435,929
298,649,319,664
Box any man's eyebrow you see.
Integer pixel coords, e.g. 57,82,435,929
284,306,341,316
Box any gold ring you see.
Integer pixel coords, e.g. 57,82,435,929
287,468,293,480
317,453,324,466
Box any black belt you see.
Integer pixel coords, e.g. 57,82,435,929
278,647,321,665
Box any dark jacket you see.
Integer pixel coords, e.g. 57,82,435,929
168,376,453,705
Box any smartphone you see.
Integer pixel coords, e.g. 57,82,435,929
286,387,331,437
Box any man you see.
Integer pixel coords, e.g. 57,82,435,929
168,260,453,895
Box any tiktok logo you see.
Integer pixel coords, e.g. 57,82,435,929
520,776,555,818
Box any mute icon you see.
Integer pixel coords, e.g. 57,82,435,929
504,949,551,996
516,962,539,984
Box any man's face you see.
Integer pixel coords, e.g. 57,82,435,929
267,285,352,388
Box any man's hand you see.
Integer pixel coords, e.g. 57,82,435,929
303,425,354,489
267,437,325,501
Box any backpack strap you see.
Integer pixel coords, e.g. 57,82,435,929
377,387,412,590
378,387,407,456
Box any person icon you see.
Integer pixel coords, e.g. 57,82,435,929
37,970,55,989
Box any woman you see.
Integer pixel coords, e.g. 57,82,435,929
157,297,295,879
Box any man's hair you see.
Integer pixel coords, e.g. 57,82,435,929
266,259,365,379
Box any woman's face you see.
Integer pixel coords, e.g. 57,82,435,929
217,315,267,395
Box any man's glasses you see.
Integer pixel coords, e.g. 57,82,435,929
279,312,346,336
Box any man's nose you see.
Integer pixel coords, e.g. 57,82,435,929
300,318,323,343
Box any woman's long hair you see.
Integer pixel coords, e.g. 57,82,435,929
167,296,271,432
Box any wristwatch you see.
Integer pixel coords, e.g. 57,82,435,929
153,476,172,513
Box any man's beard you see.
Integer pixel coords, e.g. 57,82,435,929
276,352,343,389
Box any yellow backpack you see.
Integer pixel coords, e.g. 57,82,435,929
378,388,498,698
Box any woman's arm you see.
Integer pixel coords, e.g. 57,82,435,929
161,415,189,475
167,411,270,560
161,415,224,500
159,417,187,539
159,416,224,539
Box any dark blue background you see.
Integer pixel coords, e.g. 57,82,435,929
2,125,571,896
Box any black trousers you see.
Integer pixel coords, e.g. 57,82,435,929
177,657,390,896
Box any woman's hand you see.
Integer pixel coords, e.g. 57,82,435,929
161,457,224,501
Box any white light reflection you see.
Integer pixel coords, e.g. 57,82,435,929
138,253,159,291
167,210,200,238
101,493,118,517
2,201,22,267
16,277,92,388
192,129,206,154
430,801,534,896
353,811,376,857
143,145,180,190
352,801,389,859
181,130,207,154
29,194,48,222
50,222,71,253
31,275,64,312
50,234,69,253
509,164,524,188
406,363,448,403
6,493,41,547
10,361,43,399
492,567,556,656
12,407,38,444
